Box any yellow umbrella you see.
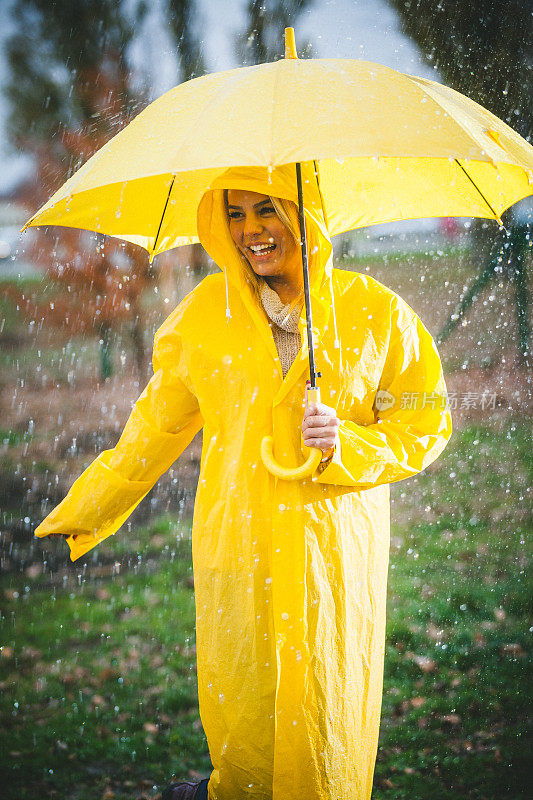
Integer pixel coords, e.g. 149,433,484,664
21,28,533,479
22,29,533,257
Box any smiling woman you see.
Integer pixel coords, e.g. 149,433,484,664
224,189,304,305
35,162,452,800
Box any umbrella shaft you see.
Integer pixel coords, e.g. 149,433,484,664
296,162,319,389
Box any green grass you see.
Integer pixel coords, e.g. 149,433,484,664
0,427,34,446
0,524,211,799
376,422,532,799
0,425,531,800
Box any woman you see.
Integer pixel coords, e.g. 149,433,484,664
35,163,452,800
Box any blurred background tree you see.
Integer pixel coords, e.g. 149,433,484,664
3,0,322,374
390,0,531,138
391,0,532,363
168,0,206,80
238,0,313,64
5,0,153,380
167,0,208,278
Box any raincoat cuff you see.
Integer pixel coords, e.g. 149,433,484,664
312,423,350,485
312,421,387,487
34,452,153,561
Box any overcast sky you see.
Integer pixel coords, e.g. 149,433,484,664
0,0,440,193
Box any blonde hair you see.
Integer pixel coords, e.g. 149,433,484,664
223,190,302,302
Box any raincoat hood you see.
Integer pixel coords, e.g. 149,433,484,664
197,162,334,334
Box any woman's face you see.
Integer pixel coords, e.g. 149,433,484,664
227,190,301,283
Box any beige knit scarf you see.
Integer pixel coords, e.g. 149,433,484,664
260,279,303,378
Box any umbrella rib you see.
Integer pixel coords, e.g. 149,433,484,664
454,159,503,225
269,62,280,166
312,159,329,231
151,175,176,260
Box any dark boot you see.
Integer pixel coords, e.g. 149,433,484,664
161,777,209,800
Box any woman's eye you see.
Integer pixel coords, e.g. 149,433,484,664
228,211,243,219
260,206,275,214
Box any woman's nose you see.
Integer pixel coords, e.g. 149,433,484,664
243,214,264,236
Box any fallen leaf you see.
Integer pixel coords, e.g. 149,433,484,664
98,668,118,682
91,694,106,706
410,696,426,708
22,647,42,659
441,714,461,725
425,623,444,642
501,643,525,658
143,722,158,734
413,655,437,673
374,777,394,789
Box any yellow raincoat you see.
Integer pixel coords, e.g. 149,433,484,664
35,164,452,800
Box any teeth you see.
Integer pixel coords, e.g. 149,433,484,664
250,243,275,252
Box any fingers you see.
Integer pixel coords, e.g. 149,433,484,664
302,421,338,433
304,402,330,417
302,421,339,450
302,416,339,430
303,437,337,451
301,401,340,452
302,426,338,443
302,414,340,432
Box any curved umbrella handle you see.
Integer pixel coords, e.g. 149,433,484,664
260,385,323,480
260,435,323,480
261,436,323,481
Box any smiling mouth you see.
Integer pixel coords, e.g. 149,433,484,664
248,243,277,257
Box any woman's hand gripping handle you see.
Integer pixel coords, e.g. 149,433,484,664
260,386,337,480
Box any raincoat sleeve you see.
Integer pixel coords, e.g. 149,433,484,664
34,315,203,561
315,299,452,488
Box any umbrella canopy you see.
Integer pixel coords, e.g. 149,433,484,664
21,30,533,261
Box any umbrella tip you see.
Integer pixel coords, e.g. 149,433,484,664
284,27,298,59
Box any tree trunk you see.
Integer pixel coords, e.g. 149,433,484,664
99,322,113,380
129,296,146,384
